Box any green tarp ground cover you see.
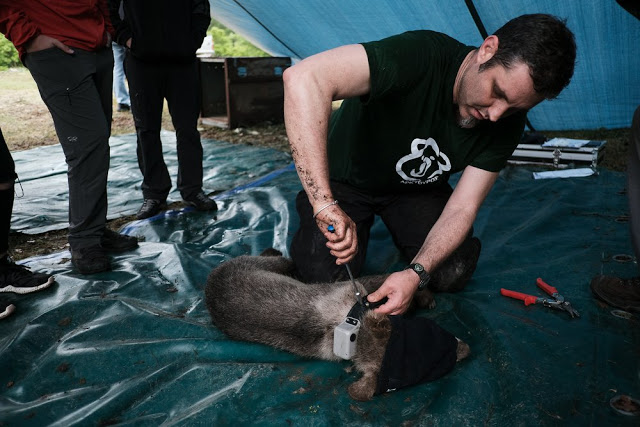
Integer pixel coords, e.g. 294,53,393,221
1,135,639,425
10,131,292,234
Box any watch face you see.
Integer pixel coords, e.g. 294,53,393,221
414,264,424,273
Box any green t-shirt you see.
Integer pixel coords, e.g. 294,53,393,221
327,30,526,194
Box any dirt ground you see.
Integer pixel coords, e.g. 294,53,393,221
0,68,631,261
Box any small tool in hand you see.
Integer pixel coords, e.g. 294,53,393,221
500,277,580,318
327,224,363,306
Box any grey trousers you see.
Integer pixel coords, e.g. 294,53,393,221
24,47,113,250
627,106,640,269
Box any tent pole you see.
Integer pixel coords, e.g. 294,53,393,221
231,0,301,59
464,0,489,38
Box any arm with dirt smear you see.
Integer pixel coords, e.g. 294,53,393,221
283,44,370,264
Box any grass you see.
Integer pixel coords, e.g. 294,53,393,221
0,67,178,150
0,68,59,149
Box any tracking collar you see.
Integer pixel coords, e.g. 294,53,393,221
333,295,388,360
348,294,389,320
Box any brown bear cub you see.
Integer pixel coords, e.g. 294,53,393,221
205,250,470,401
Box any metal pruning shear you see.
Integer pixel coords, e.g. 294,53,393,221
501,277,580,318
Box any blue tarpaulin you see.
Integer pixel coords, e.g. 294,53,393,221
10,131,292,234
210,0,639,131
1,134,639,425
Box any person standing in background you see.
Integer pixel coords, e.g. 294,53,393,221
589,1,640,313
0,127,55,319
590,106,640,312
0,1,139,275
112,41,130,112
109,0,217,219
111,1,129,112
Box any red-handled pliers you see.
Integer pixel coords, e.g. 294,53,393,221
500,278,580,318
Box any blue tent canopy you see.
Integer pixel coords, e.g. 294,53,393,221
210,0,639,131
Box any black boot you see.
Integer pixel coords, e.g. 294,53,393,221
591,275,640,312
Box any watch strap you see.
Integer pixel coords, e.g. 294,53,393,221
406,263,431,291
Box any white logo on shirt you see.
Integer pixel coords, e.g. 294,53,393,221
395,138,451,184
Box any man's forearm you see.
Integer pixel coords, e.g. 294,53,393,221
413,205,476,274
283,44,371,211
283,68,335,210
413,166,498,274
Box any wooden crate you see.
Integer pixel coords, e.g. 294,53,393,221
199,57,291,129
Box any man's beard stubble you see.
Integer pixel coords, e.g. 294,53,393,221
455,107,479,129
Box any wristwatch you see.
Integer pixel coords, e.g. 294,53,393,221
406,263,431,291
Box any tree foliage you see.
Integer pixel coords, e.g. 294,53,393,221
208,19,267,57
0,34,21,70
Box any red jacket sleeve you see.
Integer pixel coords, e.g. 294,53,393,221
0,2,39,55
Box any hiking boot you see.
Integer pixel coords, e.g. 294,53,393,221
429,237,482,293
136,198,167,220
117,103,130,112
101,228,139,253
0,257,55,294
71,245,110,275
0,298,16,320
183,191,217,212
590,275,640,312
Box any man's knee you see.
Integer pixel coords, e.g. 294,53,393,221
290,228,347,283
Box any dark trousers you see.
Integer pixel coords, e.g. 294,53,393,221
0,128,16,255
24,47,113,250
124,54,204,201
290,180,476,283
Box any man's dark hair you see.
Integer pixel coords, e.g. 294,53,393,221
479,14,577,99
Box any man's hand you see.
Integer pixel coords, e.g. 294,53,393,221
315,204,357,264
25,35,74,54
366,269,420,315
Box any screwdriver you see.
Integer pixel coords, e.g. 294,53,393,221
327,224,363,305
